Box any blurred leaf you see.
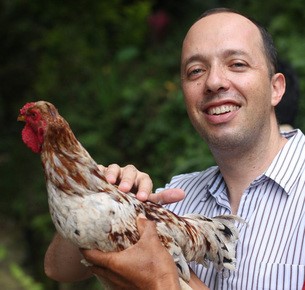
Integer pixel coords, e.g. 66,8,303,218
10,263,44,290
0,244,7,261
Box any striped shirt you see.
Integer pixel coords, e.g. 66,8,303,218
160,129,305,290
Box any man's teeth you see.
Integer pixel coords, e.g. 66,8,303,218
207,105,239,115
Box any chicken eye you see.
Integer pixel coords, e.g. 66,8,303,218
27,111,38,120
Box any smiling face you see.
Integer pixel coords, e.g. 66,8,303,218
181,12,285,152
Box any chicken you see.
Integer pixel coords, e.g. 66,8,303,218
18,101,242,290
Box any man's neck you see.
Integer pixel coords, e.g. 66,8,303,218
211,130,287,214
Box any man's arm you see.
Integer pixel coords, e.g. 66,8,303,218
44,233,93,282
44,217,183,288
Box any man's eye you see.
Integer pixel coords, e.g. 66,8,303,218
195,68,202,73
231,62,246,68
188,68,203,76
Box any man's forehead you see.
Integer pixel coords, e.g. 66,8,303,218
185,12,260,40
182,12,262,54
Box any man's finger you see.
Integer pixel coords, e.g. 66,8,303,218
103,164,122,184
148,188,185,205
136,214,158,238
81,248,110,267
135,173,153,201
117,165,138,192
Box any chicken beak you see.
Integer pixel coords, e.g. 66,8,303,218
17,115,25,122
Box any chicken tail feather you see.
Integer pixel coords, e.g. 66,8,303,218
183,214,243,271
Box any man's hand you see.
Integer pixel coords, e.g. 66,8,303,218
99,164,185,204
100,164,153,200
81,215,181,290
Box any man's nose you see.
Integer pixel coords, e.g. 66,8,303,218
204,66,229,94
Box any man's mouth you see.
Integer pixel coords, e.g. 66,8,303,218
207,105,240,115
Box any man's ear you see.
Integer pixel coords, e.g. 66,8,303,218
271,72,286,106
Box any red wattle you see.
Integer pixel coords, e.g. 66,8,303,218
21,123,41,153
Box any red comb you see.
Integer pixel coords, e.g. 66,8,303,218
20,102,36,115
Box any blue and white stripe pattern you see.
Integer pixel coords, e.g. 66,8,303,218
160,129,305,289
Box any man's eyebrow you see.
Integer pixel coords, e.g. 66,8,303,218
182,54,206,68
182,49,249,68
222,49,249,58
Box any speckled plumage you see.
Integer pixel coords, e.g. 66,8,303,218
19,101,242,289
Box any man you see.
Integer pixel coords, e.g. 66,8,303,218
44,8,305,289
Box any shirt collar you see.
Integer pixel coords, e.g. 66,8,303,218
206,167,224,196
205,169,231,209
264,129,305,195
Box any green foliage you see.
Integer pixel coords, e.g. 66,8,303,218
1,0,305,289
0,244,7,261
10,263,44,290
